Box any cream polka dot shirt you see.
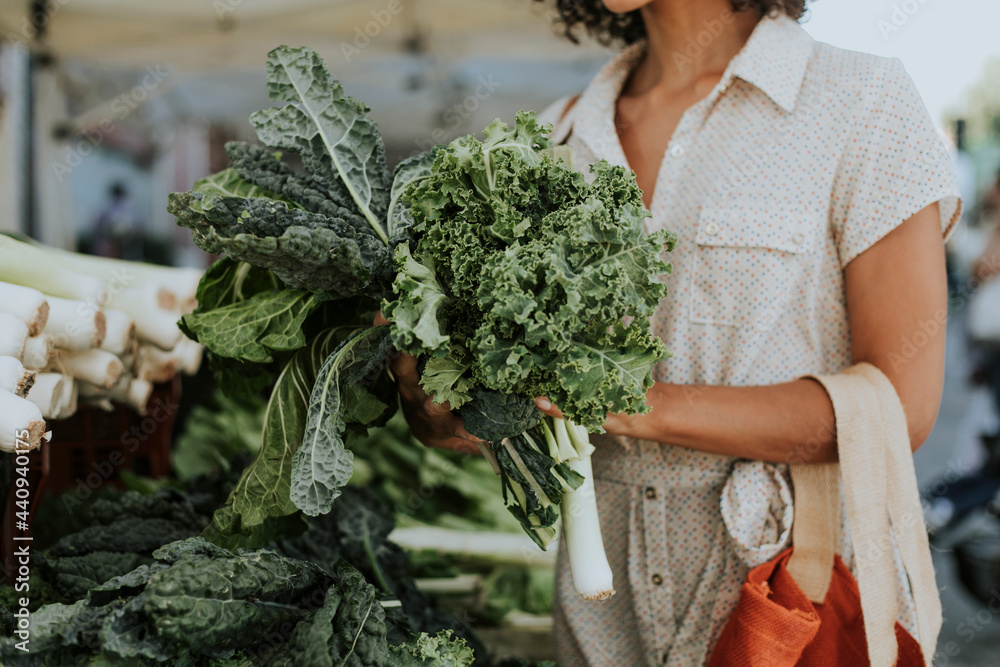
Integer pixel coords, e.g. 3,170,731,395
539,14,961,667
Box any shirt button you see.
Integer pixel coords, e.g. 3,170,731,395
792,232,806,245
651,573,664,586
668,143,685,158
704,223,720,236
644,487,657,500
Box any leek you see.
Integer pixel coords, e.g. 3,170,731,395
0,356,35,397
60,349,125,389
25,373,67,419
0,245,107,306
100,309,136,356
0,313,29,359
0,282,49,336
0,389,47,452
44,296,107,351
22,334,55,370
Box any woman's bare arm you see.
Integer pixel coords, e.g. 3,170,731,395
537,203,949,463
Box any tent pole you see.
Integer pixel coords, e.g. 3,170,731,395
20,41,34,238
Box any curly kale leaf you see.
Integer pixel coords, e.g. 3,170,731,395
388,148,437,246
387,630,475,666
388,111,676,430
383,244,450,355
291,326,396,516
251,46,391,244
459,387,542,443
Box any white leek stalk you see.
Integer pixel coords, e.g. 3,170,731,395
0,356,35,397
558,419,614,601
0,282,49,336
44,296,107,351
24,373,67,419
136,344,180,383
0,313,29,359
0,389,47,452
22,334,55,370
80,374,152,414
55,378,78,420
60,349,124,389
0,244,107,306
176,337,204,375
15,239,203,305
107,285,182,350
100,309,136,356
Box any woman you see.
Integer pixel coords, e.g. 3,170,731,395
388,0,961,664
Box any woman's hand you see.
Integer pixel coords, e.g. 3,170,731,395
374,312,484,455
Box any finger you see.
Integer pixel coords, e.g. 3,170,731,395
455,424,486,445
373,311,389,327
423,395,453,417
534,396,564,419
390,351,420,382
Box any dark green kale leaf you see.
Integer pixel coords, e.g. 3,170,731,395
459,387,542,443
251,46,392,244
290,326,396,517
202,327,361,548
48,518,199,559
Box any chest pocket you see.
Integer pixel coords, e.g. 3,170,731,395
689,205,819,331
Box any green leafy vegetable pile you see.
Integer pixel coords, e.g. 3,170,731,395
0,537,474,666
168,45,674,602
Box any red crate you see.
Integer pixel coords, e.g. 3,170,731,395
2,377,180,584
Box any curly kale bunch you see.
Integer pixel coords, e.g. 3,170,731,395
384,111,676,433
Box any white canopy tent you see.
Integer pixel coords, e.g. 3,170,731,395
0,0,609,142
0,0,610,245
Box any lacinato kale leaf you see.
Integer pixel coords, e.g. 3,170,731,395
203,327,361,547
251,46,391,244
291,326,395,516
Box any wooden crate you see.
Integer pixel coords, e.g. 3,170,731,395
1,377,179,584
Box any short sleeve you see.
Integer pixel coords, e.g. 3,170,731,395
829,57,961,269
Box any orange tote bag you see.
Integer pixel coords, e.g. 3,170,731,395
708,364,941,667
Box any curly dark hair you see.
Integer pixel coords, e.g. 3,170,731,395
537,0,809,46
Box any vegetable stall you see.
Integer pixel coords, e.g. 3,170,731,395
0,44,674,666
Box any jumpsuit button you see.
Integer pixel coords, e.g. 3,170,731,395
644,487,657,500
651,573,664,586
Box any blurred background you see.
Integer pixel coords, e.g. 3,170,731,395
1,0,1000,664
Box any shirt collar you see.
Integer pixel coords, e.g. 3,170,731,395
726,14,815,113
569,14,815,165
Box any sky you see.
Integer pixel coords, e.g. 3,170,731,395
800,0,997,124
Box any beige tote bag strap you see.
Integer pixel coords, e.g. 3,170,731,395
789,363,941,667
864,366,943,662
787,463,839,602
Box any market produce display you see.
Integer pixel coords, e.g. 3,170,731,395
0,234,206,450
0,462,484,665
168,45,675,604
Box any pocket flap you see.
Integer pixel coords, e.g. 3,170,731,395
696,206,819,254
